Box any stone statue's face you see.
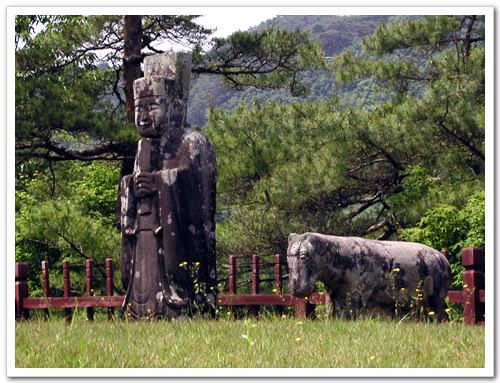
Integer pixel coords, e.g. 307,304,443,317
135,96,172,137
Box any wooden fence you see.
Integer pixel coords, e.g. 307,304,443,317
15,259,123,323
15,248,485,324
444,247,485,325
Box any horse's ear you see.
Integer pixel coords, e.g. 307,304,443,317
288,233,300,244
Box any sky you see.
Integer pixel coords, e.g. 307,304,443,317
154,12,279,51
196,14,278,38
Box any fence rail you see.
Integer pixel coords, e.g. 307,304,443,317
15,248,485,324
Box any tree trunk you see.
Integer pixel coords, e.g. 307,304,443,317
121,15,143,176
123,15,144,124
117,16,143,227
463,15,477,59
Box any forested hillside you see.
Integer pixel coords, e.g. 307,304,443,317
253,15,393,56
188,15,393,127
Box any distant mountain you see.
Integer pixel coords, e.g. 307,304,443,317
253,15,391,56
187,15,393,127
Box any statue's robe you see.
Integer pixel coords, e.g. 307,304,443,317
120,127,217,319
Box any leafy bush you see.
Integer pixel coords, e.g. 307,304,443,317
402,191,485,289
15,161,121,296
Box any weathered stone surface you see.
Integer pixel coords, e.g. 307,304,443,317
287,232,451,320
143,52,191,101
121,52,217,320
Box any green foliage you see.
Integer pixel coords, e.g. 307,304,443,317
188,15,392,127
361,16,462,56
255,15,393,57
334,16,485,166
208,95,483,258
15,161,121,296
72,162,121,224
208,97,403,256
402,191,485,289
15,15,127,151
202,26,325,96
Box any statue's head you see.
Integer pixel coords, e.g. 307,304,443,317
133,77,186,137
133,52,191,138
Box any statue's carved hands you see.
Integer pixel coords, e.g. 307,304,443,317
133,172,157,198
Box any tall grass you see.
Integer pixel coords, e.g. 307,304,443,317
15,311,485,369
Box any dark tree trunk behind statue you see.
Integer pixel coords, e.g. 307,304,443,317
123,15,143,124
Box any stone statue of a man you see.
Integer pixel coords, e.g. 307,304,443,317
120,52,217,319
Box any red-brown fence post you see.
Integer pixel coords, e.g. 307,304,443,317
106,258,114,321
228,255,237,319
275,254,283,317
15,262,29,320
252,254,260,319
42,261,50,320
62,260,72,323
86,259,94,322
228,256,237,294
462,247,485,325
294,297,316,320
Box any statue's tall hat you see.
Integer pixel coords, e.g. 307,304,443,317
133,52,192,101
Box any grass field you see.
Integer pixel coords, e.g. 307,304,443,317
14,311,485,371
